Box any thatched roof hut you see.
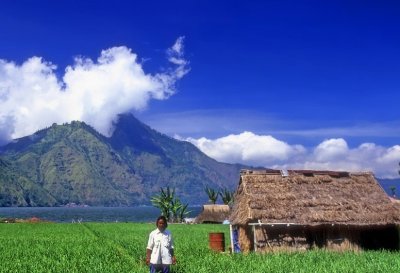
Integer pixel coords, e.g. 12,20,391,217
195,204,230,224
229,169,400,252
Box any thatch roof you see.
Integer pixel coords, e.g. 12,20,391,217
195,204,230,223
230,169,400,226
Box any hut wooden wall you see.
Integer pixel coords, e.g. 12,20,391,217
254,225,310,252
237,224,399,253
238,226,253,253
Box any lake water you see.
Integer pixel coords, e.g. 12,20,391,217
0,206,202,223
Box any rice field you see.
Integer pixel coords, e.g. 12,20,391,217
0,222,399,272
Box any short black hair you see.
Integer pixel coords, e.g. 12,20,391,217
156,215,168,227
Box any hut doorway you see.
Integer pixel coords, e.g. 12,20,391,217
359,225,399,250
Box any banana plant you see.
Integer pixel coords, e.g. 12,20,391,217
178,203,191,222
219,188,234,205
170,198,182,223
151,186,190,223
204,186,219,204
151,186,175,221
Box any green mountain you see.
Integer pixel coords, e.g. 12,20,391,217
0,114,245,206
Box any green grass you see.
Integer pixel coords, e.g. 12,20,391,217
0,223,399,272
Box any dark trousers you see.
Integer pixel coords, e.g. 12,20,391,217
150,264,170,273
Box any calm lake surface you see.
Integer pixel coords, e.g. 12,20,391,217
0,206,202,223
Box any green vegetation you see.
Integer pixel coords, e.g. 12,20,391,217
219,187,234,205
150,187,190,222
390,186,396,197
204,186,235,205
0,114,244,206
205,186,219,204
0,223,399,273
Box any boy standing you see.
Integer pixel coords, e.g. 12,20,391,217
146,216,176,273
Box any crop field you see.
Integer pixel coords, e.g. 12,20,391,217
0,222,400,273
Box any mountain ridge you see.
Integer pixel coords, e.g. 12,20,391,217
0,114,246,206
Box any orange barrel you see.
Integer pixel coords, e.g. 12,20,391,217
209,232,225,252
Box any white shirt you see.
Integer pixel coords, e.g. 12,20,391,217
147,228,174,265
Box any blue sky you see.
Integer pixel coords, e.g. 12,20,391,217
0,0,399,178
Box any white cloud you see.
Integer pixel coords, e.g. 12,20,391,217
185,133,400,178
313,138,349,162
377,145,400,163
166,36,190,78
0,37,189,144
187,131,306,166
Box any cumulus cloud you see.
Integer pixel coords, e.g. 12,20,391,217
185,134,400,178
0,37,189,144
313,138,349,162
186,131,306,166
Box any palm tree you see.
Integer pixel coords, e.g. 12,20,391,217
151,187,175,221
204,186,219,204
219,188,234,205
178,203,191,222
151,186,190,223
390,186,397,198
170,198,182,223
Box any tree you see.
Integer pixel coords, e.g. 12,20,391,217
151,187,190,223
151,187,175,221
204,186,219,204
390,186,396,198
178,203,190,222
170,197,182,223
170,197,191,223
219,188,234,205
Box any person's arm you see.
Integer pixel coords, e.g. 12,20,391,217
170,248,176,264
170,233,176,264
146,248,152,265
146,232,154,265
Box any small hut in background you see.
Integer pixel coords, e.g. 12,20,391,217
229,169,400,253
195,204,230,224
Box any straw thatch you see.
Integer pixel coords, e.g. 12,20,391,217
195,204,230,223
230,169,400,226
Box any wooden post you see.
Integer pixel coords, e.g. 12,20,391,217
229,224,234,253
253,225,257,252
